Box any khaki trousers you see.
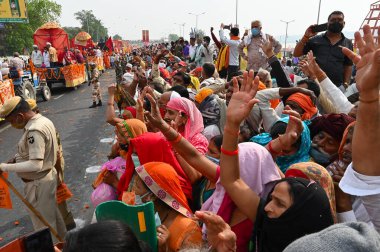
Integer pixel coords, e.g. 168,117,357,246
23,169,67,243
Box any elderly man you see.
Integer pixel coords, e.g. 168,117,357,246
0,97,67,243
238,20,282,72
31,45,43,67
46,42,58,67
308,113,355,166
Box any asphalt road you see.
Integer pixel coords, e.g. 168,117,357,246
0,70,116,245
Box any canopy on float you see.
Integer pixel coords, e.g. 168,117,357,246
33,22,69,58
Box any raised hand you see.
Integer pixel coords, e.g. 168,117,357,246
342,25,380,98
195,211,237,252
280,106,304,152
226,70,259,127
144,94,168,131
304,25,317,38
261,36,275,58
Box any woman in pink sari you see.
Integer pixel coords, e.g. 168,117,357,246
164,97,209,184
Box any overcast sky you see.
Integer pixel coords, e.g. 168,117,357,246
55,0,373,42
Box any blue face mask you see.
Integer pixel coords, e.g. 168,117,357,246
251,28,260,36
309,147,332,166
135,191,151,205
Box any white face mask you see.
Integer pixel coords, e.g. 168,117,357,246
158,62,166,68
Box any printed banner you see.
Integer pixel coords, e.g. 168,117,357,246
0,0,28,23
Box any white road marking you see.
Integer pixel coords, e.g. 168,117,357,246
54,94,65,100
0,124,11,133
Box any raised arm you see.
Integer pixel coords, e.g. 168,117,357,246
106,84,123,126
220,70,261,222
342,25,380,176
210,27,222,49
306,51,354,114
293,25,317,57
145,94,218,182
261,37,292,88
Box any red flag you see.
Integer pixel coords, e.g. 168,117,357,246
105,37,114,52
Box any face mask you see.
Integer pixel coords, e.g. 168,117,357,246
309,147,332,166
251,28,260,36
206,155,220,165
135,191,151,205
328,22,344,33
158,63,166,68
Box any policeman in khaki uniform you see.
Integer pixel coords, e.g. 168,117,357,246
26,99,76,231
89,62,102,108
0,97,66,242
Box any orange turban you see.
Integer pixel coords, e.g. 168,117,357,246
287,93,318,120
195,88,213,104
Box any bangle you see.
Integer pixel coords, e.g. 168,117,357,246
224,127,240,137
220,147,239,156
169,133,182,144
268,141,282,155
359,96,379,104
107,103,114,106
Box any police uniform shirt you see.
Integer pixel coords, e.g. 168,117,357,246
15,114,58,180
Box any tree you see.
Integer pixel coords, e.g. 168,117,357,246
0,0,62,56
63,26,82,39
113,34,122,40
168,34,179,42
74,10,108,42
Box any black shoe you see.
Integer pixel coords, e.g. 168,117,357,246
97,100,102,106
89,102,97,108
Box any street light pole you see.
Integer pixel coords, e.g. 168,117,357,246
188,12,206,31
280,19,295,58
317,0,322,24
235,0,238,26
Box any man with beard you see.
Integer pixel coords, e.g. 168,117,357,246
308,113,355,167
0,97,67,243
294,11,353,90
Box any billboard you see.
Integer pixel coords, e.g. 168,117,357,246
0,0,28,23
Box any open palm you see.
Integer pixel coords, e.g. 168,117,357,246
226,70,259,127
342,25,380,94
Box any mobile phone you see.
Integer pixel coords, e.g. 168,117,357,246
23,228,55,252
223,25,231,30
312,23,328,33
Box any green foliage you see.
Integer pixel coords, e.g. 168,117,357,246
0,0,62,56
113,34,122,40
74,10,108,42
168,34,179,42
63,26,82,39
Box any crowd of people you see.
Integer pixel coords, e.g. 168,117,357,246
0,10,379,252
